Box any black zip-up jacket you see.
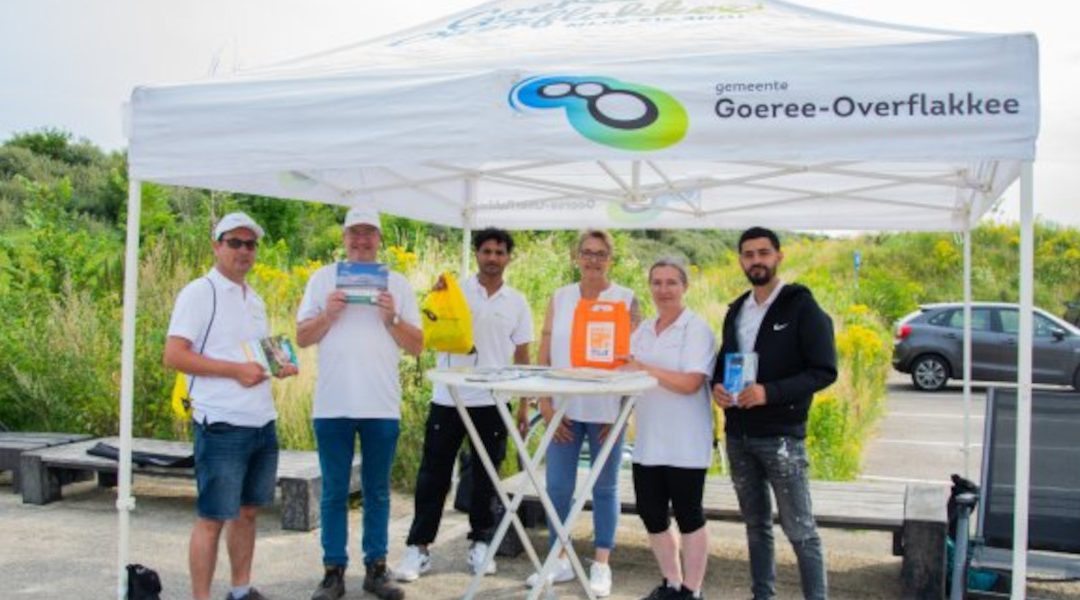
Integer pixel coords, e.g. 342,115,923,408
711,283,837,438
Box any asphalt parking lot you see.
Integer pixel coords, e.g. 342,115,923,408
860,374,987,486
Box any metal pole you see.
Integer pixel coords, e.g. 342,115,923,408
462,177,475,278
116,179,142,599
1010,161,1034,599
963,226,972,478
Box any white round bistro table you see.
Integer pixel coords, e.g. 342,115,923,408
426,368,656,600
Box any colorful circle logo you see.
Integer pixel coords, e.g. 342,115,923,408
509,76,688,151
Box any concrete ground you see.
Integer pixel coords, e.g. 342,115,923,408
2,376,1078,599
0,475,901,599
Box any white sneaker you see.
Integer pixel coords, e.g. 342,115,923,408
394,545,431,582
525,557,574,588
467,541,497,575
589,562,613,597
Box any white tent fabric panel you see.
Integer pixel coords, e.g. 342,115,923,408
249,0,1002,75
130,34,1037,186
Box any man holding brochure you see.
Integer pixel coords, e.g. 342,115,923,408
164,211,297,600
395,227,533,581
297,206,422,600
711,227,837,600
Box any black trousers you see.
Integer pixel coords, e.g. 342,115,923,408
406,403,507,545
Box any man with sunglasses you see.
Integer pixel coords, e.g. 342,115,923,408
165,211,297,600
297,206,423,600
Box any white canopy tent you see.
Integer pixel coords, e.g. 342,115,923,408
122,0,1040,597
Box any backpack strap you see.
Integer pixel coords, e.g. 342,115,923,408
186,277,217,397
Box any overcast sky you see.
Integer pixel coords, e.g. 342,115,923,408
1,0,1075,226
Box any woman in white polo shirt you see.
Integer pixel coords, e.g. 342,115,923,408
622,258,717,600
523,229,640,597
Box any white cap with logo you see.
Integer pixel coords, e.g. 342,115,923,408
343,205,382,230
213,211,265,240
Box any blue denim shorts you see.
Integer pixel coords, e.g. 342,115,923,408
193,419,278,520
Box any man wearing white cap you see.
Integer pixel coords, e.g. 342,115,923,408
164,211,297,600
297,206,422,600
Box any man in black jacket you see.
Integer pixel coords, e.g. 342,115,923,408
712,227,837,600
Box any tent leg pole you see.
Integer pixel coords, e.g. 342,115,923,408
1011,161,1034,600
962,226,972,479
462,177,476,278
117,179,142,599
461,225,471,278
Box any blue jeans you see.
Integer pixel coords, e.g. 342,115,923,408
727,435,827,600
314,418,400,567
192,420,278,521
546,420,623,551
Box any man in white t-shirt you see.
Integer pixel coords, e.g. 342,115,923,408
297,206,422,600
394,228,533,581
164,212,297,600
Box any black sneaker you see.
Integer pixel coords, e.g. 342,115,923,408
363,558,405,600
641,580,682,600
311,565,346,600
225,588,269,600
677,586,703,599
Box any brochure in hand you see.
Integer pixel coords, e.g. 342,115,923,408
723,352,758,403
336,262,389,304
242,335,299,377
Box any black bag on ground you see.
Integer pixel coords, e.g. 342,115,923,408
87,442,194,468
126,563,162,600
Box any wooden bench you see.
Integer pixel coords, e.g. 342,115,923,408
503,469,949,599
0,432,93,494
19,437,360,532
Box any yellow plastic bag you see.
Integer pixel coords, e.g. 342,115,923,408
421,272,475,354
171,372,193,421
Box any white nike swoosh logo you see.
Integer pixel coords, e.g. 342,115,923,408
773,323,789,331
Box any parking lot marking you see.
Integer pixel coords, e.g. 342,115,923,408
876,439,982,447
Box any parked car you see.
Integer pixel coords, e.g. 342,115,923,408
892,302,1080,391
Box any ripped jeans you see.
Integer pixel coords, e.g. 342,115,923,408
727,435,827,600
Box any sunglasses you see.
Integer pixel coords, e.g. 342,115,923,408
221,238,258,250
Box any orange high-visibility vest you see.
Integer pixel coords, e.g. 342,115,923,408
570,299,630,369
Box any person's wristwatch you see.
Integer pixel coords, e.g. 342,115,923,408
390,313,401,327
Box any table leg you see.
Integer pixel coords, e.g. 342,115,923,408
529,394,637,600
449,385,548,599
488,394,599,600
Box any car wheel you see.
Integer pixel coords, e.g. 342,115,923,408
911,354,949,391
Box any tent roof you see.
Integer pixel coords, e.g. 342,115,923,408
127,0,1040,231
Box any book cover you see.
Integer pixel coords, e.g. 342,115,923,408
242,335,299,376
336,262,389,305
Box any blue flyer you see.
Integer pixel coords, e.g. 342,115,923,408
723,352,758,397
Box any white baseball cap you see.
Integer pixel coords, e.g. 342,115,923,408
213,211,265,240
343,205,382,231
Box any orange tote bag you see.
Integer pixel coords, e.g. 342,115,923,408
570,299,631,369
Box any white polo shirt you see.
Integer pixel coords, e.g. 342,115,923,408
737,281,785,353
432,275,534,408
630,308,717,469
166,267,276,427
297,263,421,419
549,282,636,424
